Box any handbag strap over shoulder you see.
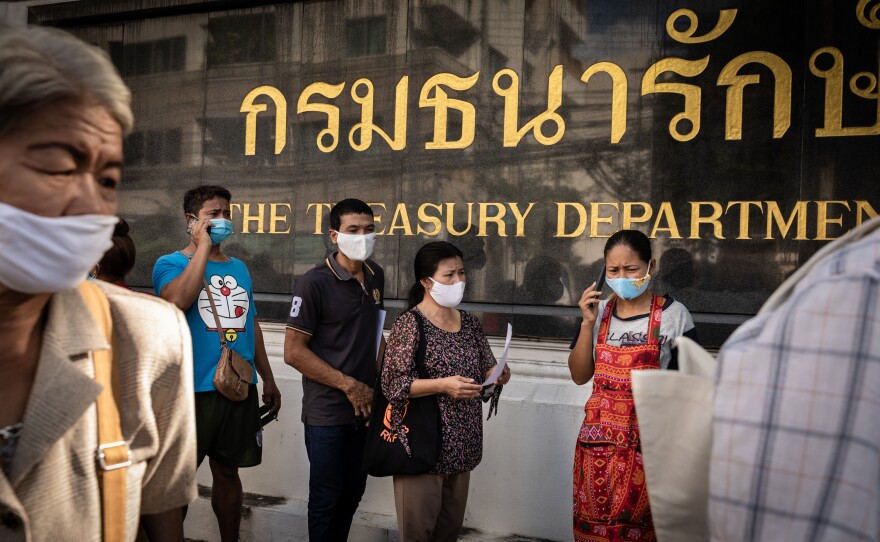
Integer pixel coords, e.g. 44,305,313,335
79,281,130,542
412,310,429,379
202,278,229,347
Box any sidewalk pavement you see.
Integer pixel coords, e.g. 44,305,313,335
183,486,560,542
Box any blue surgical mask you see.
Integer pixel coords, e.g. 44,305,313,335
209,218,233,245
606,272,651,300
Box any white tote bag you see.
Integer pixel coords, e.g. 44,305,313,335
632,217,880,542
631,337,715,542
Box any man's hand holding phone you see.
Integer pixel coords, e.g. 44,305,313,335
187,214,212,248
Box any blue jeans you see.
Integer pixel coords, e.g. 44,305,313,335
303,422,368,542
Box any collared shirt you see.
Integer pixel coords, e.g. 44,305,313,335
287,252,384,425
0,282,197,542
710,218,880,541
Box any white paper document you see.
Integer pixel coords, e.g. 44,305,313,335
483,323,512,386
375,309,387,358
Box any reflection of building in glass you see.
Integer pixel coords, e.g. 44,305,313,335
80,0,604,330
207,12,277,67
110,36,186,76
125,128,182,165
346,16,387,56
43,0,879,342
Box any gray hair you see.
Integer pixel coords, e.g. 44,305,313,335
0,25,133,136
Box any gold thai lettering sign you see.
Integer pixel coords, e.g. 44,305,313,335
52,0,880,343
240,7,880,155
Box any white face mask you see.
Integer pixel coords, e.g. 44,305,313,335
428,277,465,308
0,201,117,294
334,231,376,261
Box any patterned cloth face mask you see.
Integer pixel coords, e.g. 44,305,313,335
606,272,652,300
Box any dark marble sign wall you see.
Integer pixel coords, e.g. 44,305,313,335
32,0,880,347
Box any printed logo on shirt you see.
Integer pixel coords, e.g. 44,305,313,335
198,274,249,341
607,331,668,347
290,296,303,318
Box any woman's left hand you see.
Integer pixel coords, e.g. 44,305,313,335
485,364,511,385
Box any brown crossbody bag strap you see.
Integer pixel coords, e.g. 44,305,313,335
202,277,253,402
180,252,226,346
202,278,229,346
79,281,131,542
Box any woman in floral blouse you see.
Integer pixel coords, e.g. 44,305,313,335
382,241,511,542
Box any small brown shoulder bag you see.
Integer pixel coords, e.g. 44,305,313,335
203,278,253,401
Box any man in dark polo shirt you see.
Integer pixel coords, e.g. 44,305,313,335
284,198,384,542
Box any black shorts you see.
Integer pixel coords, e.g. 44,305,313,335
195,385,262,468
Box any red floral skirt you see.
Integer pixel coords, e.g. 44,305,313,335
573,443,655,542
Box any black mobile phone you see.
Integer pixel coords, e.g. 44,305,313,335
595,261,607,292
259,402,278,427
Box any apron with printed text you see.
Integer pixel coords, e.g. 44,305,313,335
573,294,663,542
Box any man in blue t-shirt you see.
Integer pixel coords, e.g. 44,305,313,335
152,185,281,541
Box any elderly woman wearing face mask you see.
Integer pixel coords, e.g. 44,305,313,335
568,230,699,542
380,241,511,542
0,26,196,542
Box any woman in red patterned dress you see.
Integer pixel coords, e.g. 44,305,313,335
568,230,698,541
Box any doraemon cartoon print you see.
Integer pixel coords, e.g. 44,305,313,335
199,274,249,342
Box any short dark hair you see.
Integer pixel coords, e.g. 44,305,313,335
603,229,652,263
96,218,136,283
406,241,464,310
183,185,231,216
329,198,373,231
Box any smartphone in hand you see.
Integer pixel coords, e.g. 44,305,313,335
595,261,606,292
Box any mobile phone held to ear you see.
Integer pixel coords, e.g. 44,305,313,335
259,402,278,427
595,262,606,292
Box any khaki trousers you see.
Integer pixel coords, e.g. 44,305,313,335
392,471,471,542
